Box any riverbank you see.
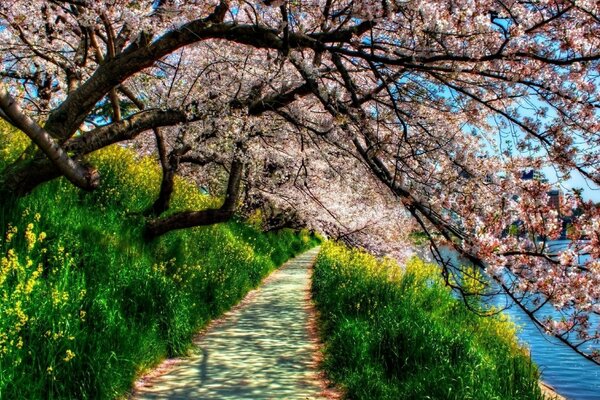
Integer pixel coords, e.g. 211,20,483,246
312,242,545,399
540,382,566,400
423,243,600,399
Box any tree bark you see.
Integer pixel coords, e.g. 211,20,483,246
149,128,171,215
2,78,311,198
0,159,62,198
144,156,244,239
0,108,202,197
0,85,99,192
148,129,193,216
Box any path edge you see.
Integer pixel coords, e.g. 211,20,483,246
305,248,344,400
128,246,324,398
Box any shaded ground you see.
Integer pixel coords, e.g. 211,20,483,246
133,247,336,400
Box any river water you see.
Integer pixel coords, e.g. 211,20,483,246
430,245,600,400
502,297,600,400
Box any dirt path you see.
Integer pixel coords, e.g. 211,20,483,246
133,247,336,400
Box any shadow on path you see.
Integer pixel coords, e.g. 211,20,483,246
134,247,326,400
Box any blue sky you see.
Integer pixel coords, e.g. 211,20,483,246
542,167,600,202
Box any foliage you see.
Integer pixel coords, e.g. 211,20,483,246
407,231,430,247
0,120,28,173
0,0,599,360
0,140,318,399
312,242,542,400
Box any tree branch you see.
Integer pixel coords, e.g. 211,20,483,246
43,14,370,140
144,154,244,239
0,84,98,191
64,108,204,155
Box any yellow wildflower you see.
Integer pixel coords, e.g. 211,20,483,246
5,225,18,242
51,289,69,306
63,349,75,362
25,225,36,250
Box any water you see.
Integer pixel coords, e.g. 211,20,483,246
430,245,600,400
502,299,600,400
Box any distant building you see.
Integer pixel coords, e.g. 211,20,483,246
520,169,562,212
548,189,562,212
521,169,535,180
520,169,548,183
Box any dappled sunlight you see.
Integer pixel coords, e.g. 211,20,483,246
135,248,327,400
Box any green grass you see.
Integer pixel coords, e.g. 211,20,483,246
0,131,319,399
312,242,543,400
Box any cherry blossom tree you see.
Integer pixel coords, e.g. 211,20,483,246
0,0,599,362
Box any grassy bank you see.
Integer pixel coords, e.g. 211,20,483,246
0,127,319,399
312,242,543,400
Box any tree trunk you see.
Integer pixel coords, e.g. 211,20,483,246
147,128,194,216
148,128,173,216
144,157,244,239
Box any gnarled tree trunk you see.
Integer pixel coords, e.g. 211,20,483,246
148,128,179,216
144,156,244,239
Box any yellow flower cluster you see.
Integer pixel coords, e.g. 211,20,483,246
63,349,75,362
88,145,162,210
170,175,220,212
0,120,29,169
24,222,46,251
0,218,47,358
51,289,70,307
4,225,17,244
0,215,84,376
88,144,222,214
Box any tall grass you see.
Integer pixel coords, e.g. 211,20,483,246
312,242,543,400
0,133,319,399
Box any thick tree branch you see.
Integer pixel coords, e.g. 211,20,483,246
144,155,244,239
148,128,192,216
0,84,99,191
179,152,218,166
247,83,311,115
64,108,204,155
0,107,205,197
43,13,369,140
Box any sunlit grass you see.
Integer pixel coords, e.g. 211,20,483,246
0,140,319,399
313,242,543,400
